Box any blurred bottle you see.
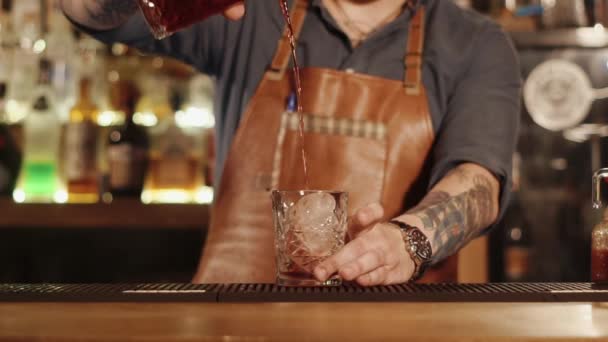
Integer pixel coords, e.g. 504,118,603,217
13,58,63,203
0,0,12,115
594,0,608,27
106,81,149,199
541,0,588,28
5,0,40,124
0,79,21,197
503,195,533,282
11,0,39,53
141,90,204,204
0,0,14,87
44,4,77,121
64,77,99,203
0,81,6,117
78,34,112,129
181,74,215,199
591,169,608,284
502,153,533,282
134,74,172,127
0,126,20,197
591,209,608,283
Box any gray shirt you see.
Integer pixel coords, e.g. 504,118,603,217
83,0,521,217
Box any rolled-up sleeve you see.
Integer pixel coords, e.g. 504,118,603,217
429,23,522,222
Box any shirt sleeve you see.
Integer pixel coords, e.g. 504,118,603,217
67,11,226,75
428,23,522,224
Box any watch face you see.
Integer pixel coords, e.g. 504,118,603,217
409,229,432,261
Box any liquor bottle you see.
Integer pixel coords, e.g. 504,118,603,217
77,34,111,127
13,59,63,203
0,82,5,117
10,0,39,50
591,169,608,283
0,126,20,197
502,194,533,282
0,0,14,86
134,75,172,127
44,6,77,121
591,209,608,284
106,81,149,199
0,79,9,195
0,82,21,197
141,91,204,204
64,77,99,203
181,74,215,196
5,0,39,124
0,2,12,116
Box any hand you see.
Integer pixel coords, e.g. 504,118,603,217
314,203,415,286
223,2,245,20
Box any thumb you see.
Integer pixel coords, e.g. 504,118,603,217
223,2,246,20
348,203,385,240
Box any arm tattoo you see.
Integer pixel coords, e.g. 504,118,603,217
84,0,139,28
408,170,496,262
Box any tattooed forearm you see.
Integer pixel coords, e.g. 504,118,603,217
407,168,498,262
61,0,138,30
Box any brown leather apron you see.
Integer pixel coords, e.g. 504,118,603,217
195,0,457,284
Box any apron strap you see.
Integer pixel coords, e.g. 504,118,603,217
268,0,309,80
404,7,425,95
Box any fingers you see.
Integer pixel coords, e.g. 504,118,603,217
223,2,245,20
356,266,392,286
340,250,386,281
314,223,414,286
349,203,384,239
314,237,368,281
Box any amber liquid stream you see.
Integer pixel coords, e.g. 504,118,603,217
279,0,309,189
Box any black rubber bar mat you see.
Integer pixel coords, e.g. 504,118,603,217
1,283,607,302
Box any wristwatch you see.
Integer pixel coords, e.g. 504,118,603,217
389,220,433,282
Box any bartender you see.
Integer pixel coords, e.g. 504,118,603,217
60,0,521,285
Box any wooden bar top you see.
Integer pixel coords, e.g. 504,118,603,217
1,302,607,341
0,199,209,229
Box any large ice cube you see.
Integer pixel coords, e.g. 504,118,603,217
286,192,340,272
289,192,336,228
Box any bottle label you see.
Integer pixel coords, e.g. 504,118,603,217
65,121,98,181
107,143,146,189
154,128,196,189
156,156,192,188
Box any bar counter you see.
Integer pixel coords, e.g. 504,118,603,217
0,283,607,341
1,301,607,341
